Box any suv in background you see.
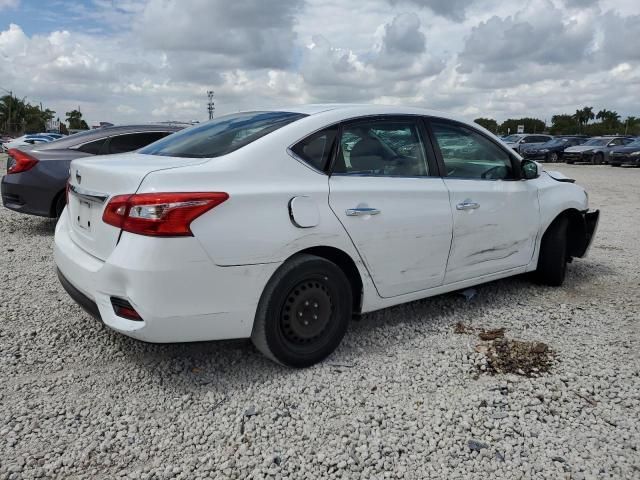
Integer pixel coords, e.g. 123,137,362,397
522,136,588,163
563,136,635,164
502,134,554,154
2,124,182,218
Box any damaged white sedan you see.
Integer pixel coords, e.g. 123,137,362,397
54,105,599,367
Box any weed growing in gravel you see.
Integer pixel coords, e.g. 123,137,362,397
481,338,554,377
455,323,555,377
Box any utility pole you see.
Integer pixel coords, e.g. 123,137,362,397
7,91,11,135
207,91,215,120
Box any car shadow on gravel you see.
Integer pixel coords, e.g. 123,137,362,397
65,260,618,395
6,217,57,237
107,331,292,392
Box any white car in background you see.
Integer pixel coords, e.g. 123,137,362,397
2,134,55,151
54,105,599,367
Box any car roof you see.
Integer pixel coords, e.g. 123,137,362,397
256,103,471,124
33,124,183,150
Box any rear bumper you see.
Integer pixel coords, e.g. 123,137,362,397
54,211,280,343
1,171,61,218
57,268,101,320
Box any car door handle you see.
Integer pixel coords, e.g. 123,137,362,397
346,207,381,216
456,201,480,211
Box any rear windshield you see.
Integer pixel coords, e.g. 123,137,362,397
139,111,307,158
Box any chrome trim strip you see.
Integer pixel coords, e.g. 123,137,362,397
68,184,109,204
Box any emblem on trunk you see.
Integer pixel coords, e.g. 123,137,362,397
75,170,81,184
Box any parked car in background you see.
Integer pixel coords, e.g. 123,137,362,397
502,134,554,154
522,136,588,163
2,134,56,151
563,136,635,164
54,105,598,367
608,138,640,167
2,124,182,218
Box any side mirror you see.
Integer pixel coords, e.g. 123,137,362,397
521,159,542,180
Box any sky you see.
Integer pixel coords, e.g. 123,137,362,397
0,0,639,126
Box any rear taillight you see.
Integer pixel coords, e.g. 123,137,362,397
102,192,229,237
7,149,38,174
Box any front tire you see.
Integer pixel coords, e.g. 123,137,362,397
549,152,559,163
592,153,604,165
251,254,352,367
535,217,568,286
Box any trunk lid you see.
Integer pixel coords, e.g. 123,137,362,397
67,153,208,260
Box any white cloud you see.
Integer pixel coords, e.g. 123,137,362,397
0,0,19,10
0,0,638,126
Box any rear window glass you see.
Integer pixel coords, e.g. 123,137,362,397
109,132,171,154
290,127,337,171
139,111,307,158
77,138,108,155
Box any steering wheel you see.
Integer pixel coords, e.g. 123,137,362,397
481,165,505,180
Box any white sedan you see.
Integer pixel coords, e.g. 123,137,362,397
54,105,599,367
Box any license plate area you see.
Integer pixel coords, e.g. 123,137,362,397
77,200,92,230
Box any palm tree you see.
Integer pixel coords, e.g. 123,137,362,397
624,116,639,135
0,95,26,135
582,106,595,124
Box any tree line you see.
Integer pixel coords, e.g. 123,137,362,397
0,94,89,136
475,107,640,136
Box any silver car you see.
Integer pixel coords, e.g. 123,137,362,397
503,134,554,154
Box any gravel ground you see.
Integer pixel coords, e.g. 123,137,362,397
1,156,639,479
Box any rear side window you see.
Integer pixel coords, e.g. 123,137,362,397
109,132,171,154
140,111,307,158
333,119,429,177
290,127,337,171
76,138,108,155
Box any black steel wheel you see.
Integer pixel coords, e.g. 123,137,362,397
251,254,352,367
280,278,333,346
592,152,604,165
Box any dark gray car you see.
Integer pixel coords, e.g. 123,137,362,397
2,124,182,218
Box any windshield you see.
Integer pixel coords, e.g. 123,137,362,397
502,135,522,142
140,111,307,158
582,138,609,146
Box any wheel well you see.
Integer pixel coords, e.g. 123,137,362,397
544,209,587,258
296,246,363,314
50,189,66,218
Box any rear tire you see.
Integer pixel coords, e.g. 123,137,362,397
54,192,66,219
549,152,559,163
535,217,568,286
251,254,352,367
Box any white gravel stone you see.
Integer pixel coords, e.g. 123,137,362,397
1,159,639,479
